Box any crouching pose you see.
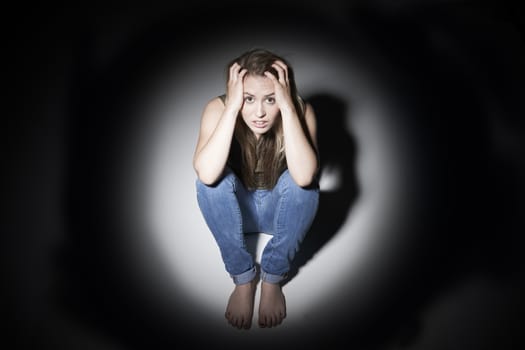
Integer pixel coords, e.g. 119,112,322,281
193,48,319,329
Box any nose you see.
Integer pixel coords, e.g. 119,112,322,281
255,102,266,118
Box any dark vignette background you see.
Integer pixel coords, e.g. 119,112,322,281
5,0,525,349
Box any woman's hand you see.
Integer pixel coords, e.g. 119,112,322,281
264,60,295,114
225,62,247,112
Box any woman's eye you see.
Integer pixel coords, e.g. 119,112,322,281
244,96,254,103
266,97,275,104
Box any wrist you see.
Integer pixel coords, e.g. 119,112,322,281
224,95,242,114
279,105,296,118
224,105,241,118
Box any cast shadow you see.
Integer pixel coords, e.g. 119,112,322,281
282,93,359,286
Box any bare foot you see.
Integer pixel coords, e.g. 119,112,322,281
258,281,286,328
225,279,257,329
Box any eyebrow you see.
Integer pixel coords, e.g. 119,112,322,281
243,92,275,97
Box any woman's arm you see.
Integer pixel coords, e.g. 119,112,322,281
280,101,319,187
193,63,246,185
265,61,319,187
192,98,236,185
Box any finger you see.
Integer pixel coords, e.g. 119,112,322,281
264,71,278,83
238,68,248,81
271,63,286,83
273,61,288,82
229,62,237,75
273,60,287,70
229,62,241,81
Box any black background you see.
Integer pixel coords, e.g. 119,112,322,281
5,0,525,349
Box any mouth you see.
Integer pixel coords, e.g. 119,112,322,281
252,120,268,129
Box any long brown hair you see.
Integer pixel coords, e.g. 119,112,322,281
226,48,306,189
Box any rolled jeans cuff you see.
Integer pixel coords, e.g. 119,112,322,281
261,269,287,284
231,266,257,285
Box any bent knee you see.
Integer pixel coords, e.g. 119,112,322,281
276,170,319,196
196,169,239,193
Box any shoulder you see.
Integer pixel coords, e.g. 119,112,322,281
197,96,226,137
298,96,315,118
204,95,225,112
201,96,225,120
302,100,318,148
303,101,317,124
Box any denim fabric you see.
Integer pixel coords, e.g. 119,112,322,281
196,168,319,285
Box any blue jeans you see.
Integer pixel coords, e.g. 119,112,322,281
196,168,319,285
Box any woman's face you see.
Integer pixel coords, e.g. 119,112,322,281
241,74,280,139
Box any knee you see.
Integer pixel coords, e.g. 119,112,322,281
275,170,319,200
196,168,238,195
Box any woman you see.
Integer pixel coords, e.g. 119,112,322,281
193,48,319,330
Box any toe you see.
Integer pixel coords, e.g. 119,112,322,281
267,315,274,328
242,317,251,330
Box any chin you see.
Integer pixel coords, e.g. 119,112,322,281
251,129,269,138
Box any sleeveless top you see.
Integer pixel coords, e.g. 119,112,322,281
218,94,287,190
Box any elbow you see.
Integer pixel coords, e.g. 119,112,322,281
195,169,219,186
200,177,218,186
194,164,221,186
291,172,316,188
193,158,225,186
290,161,319,188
